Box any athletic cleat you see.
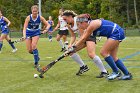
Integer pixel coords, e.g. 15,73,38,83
0,51,1,53
60,47,65,52
107,71,121,80
76,65,89,75
34,64,40,68
118,73,132,80
36,67,44,73
12,48,17,53
39,74,44,78
96,72,109,78
49,39,52,42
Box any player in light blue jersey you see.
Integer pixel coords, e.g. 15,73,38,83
0,10,17,53
23,5,50,68
46,16,54,42
68,14,132,80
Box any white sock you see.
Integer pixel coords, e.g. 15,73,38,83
64,41,68,50
93,55,107,73
70,53,85,67
59,40,64,48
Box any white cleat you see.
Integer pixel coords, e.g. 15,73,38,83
49,39,52,42
12,48,18,53
0,51,2,53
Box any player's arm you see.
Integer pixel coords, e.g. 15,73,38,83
52,20,60,32
4,17,11,26
75,20,101,50
42,20,48,31
40,16,51,33
66,24,76,46
23,16,30,39
52,20,54,26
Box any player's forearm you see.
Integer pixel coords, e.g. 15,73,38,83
7,22,11,27
53,24,59,32
70,36,76,46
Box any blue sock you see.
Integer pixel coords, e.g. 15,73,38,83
8,40,16,49
48,35,52,39
115,59,129,75
32,49,39,65
105,56,119,73
0,41,3,51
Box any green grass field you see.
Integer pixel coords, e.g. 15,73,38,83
0,37,140,93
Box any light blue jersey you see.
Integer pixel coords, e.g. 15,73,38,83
26,14,41,38
92,20,125,41
0,16,9,34
48,20,53,32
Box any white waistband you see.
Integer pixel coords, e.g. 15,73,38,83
27,28,40,31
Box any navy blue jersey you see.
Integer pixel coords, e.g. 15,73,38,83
0,16,7,31
27,14,41,30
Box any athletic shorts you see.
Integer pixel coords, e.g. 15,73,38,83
58,29,69,35
108,27,125,41
86,35,96,44
26,29,40,39
1,28,9,35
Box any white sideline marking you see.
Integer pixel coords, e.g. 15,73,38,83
46,57,52,58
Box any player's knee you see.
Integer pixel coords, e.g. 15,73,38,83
32,45,37,50
100,50,108,57
88,52,96,59
56,38,60,41
28,50,33,54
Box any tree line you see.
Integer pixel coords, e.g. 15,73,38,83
0,0,140,31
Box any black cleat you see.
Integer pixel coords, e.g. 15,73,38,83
34,64,40,68
76,65,89,75
96,72,109,78
39,74,44,78
60,47,65,52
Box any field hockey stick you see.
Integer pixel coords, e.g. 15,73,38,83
11,37,24,44
11,33,43,44
37,51,71,78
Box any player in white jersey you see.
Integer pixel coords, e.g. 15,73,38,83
53,8,69,52
62,10,108,77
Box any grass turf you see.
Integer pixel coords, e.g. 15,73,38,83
0,37,140,93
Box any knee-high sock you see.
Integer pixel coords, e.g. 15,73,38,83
0,41,3,51
104,56,119,73
115,59,129,75
70,53,85,67
59,40,64,48
64,41,68,50
32,49,39,65
93,55,107,73
48,35,52,40
8,40,16,49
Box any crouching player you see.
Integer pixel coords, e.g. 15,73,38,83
66,14,132,80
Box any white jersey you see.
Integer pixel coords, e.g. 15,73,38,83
70,17,80,35
58,16,67,30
